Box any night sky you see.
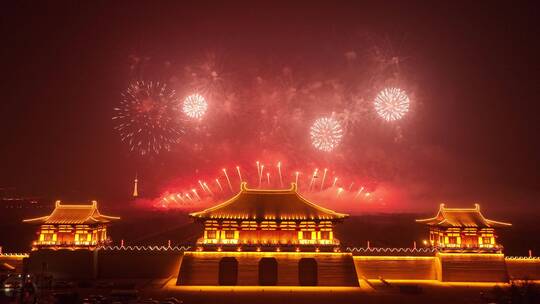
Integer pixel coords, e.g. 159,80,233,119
2,1,539,214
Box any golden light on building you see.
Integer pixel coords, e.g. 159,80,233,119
416,204,511,253
189,182,348,252
23,200,120,250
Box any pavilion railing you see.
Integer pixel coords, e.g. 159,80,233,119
505,256,540,260
97,245,191,251
0,253,29,257
346,247,437,256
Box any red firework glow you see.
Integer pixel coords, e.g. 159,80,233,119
146,161,395,213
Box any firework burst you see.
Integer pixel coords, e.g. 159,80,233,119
183,93,208,119
113,81,184,156
374,87,410,121
310,117,344,152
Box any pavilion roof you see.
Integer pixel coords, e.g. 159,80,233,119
23,201,120,225
416,204,511,228
190,182,348,221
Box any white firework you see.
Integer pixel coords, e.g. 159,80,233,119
374,87,410,121
310,117,343,152
183,94,208,119
113,81,184,156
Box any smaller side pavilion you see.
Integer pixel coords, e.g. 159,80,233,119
23,200,120,250
416,204,511,253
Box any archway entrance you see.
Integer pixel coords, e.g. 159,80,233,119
218,257,238,285
258,257,278,286
298,258,318,286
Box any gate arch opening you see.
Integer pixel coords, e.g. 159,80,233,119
258,257,278,286
218,257,238,285
298,258,318,286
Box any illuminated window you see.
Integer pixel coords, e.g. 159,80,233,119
207,230,217,239
320,231,330,240
448,237,457,244
482,237,491,244
302,231,312,240
225,230,235,239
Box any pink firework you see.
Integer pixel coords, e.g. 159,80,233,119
374,87,410,121
310,117,343,152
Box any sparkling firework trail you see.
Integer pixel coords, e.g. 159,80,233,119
355,186,365,199
236,166,243,183
259,165,265,188
337,187,344,198
374,87,410,121
198,180,207,194
256,161,261,184
222,168,233,192
183,93,208,119
277,162,283,187
320,168,328,191
310,117,344,152
215,178,224,192
155,162,380,209
113,81,184,156
192,189,201,200
308,168,318,191
203,182,213,195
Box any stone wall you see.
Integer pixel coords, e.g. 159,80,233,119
505,258,540,280
177,251,359,286
98,250,182,279
28,250,96,279
354,256,438,280
438,253,508,282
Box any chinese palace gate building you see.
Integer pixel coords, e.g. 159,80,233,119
178,183,359,286
416,204,511,253
23,200,119,250
189,182,348,252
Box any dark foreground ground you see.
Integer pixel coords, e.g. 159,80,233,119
1,204,538,256
1,278,538,304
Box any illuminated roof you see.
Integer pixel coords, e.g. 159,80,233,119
416,204,511,228
190,182,348,220
23,201,120,224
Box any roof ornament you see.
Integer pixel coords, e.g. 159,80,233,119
240,182,248,192
55,200,61,208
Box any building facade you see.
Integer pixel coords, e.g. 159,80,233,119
416,204,511,253
190,182,348,252
23,200,119,250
